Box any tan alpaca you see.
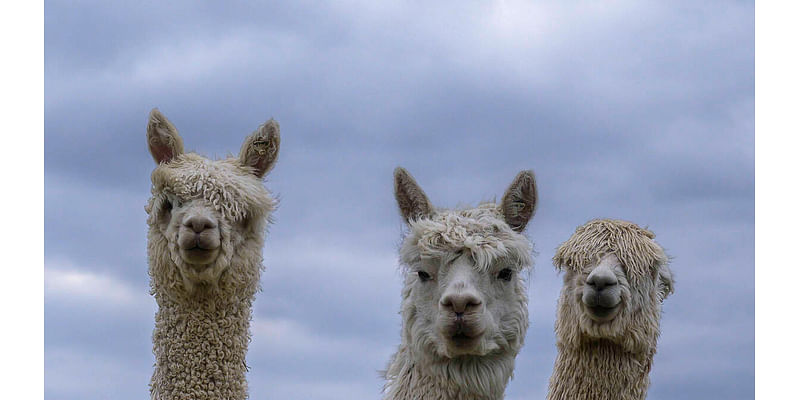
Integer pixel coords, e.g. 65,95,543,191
547,219,674,400
144,109,280,400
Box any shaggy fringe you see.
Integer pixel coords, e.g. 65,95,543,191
148,154,276,224
401,204,533,273
553,218,667,282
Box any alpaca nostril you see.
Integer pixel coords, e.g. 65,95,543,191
586,273,618,291
441,293,483,314
185,216,217,233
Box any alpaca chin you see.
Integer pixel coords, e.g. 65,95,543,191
438,328,502,358
582,303,622,323
178,269,221,294
174,257,228,293
448,336,501,358
179,247,220,266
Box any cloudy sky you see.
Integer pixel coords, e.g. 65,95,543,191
44,1,753,399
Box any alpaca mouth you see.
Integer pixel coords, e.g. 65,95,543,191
450,332,480,348
585,304,620,321
181,246,220,265
445,321,484,349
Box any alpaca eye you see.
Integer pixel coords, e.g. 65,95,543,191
417,271,432,282
163,195,183,212
497,268,513,281
161,198,173,216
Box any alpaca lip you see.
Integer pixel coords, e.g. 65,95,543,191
181,247,220,265
450,332,480,348
586,304,620,321
186,244,215,252
446,321,483,348
184,246,215,254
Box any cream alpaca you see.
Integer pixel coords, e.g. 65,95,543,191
547,219,674,400
383,168,538,400
144,109,280,400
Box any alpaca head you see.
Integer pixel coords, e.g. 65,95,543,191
553,219,674,352
393,168,537,361
144,108,279,297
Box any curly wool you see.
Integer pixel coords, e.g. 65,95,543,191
384,204,533,400
399,204,533,273
147,153,274,400
547,219,672,400
147,154,276,225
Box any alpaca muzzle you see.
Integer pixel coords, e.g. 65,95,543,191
581,261,623,321
582,286,622,322
439,310,487,353
178,215,222,265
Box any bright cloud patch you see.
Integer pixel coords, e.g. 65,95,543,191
45,260,148,309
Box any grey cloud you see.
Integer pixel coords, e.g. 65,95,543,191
45,1,753,399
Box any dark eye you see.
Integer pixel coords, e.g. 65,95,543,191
497,268,514,281
417,271,432,282
159,198,173,219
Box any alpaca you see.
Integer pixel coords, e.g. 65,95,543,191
144,108,280,400
547,219,675,400
383,167,538,400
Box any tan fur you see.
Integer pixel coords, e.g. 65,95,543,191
547,219,674,400
144,109,279,400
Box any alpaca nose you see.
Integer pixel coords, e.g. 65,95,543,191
184,216,217,233
586,267,618,291
440,292,483,314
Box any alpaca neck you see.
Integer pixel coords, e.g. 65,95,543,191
547,339,653,400
383,345,514,400
150,293,254,400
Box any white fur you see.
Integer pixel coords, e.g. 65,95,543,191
384,168,537,400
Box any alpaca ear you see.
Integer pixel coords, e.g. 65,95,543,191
239,119,281,178
500,170,537,232
147,108,184,165
657,264,675,301
394,167,433,224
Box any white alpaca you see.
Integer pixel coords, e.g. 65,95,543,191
547,219,675,400
144,109,280,400
383,167,538,400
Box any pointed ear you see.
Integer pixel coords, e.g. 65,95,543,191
239,119,280,178
147,108,184,165
394,167,433,224
500,170,537,232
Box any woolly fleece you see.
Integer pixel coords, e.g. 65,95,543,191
145,109,279,400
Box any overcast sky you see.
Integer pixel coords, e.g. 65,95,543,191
44,1,753,399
